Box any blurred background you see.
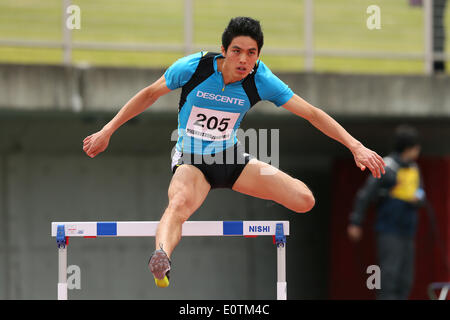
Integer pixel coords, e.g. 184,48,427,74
0,0,448,299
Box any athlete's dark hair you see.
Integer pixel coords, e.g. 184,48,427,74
393,125,420,153
222,17,264,53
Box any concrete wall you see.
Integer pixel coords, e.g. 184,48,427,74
1,110,449,300
1,63,450,116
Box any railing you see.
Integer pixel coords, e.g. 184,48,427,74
0,0,448,74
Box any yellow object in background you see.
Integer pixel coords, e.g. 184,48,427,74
390,167,420,202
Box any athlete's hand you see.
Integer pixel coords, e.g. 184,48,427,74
83,129,111,158
351,144,385,179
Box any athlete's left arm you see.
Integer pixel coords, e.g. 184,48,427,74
282,94,386,178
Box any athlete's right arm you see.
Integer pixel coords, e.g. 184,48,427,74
83,75,171,158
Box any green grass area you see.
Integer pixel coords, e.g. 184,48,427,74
0,0,448,74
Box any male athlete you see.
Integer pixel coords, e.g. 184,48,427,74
83,17,386,288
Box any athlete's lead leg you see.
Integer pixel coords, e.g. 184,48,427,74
155,165,210,257
150,164,210,287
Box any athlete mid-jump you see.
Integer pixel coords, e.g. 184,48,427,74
83,17,386,288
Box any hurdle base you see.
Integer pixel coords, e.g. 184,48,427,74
277,281,287,300
58,283,68,300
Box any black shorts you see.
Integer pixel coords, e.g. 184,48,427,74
171,143,254,189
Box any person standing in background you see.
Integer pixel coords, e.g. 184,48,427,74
347,125,425,300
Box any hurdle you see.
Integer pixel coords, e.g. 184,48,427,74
51,220,289,300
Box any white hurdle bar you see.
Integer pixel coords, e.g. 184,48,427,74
51,220,289,300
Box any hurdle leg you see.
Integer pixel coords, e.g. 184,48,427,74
58,246,68,300
277,243,287,300
438,286,449,300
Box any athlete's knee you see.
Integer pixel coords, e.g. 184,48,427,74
167,194,194,220
295,193,315,213
291,183,315,213
304,192,316,212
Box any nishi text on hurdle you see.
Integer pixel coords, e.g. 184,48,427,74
248,225,270,233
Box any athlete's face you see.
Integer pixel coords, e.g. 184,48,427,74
221,36,260,81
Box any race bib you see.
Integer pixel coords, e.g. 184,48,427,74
185,106,240,141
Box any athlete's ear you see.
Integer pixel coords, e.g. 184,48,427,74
221,45,226,57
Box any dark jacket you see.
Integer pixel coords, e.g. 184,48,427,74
349,153,425,237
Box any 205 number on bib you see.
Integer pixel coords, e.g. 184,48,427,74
186,106,240,141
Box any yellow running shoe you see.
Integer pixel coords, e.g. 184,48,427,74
154,275,170,288
148,247,171,288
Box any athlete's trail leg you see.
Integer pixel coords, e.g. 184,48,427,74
232,159,315,213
